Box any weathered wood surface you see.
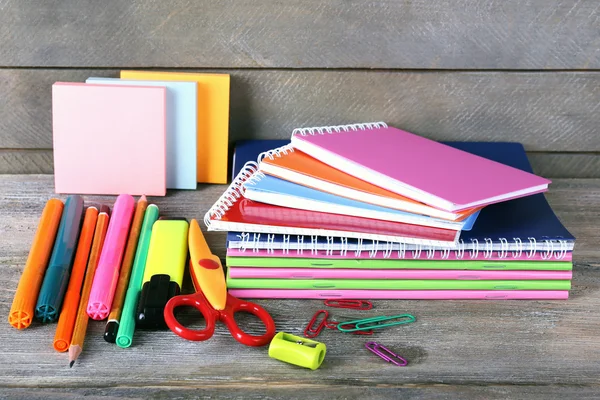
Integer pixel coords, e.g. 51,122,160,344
2,69,600,152
2,385,600,400
3,149,600,179
0,176,598,399
1,0,599,69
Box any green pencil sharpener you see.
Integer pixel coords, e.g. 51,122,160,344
268,332,326,370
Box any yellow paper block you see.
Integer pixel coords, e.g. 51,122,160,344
120,70,230,184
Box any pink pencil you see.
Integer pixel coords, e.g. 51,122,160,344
87,194,135,320
227,268,573,280
228,289,569,300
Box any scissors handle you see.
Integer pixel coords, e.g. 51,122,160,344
163,292,218,341
221,293,276,347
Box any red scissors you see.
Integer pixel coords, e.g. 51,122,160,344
164,219,276,346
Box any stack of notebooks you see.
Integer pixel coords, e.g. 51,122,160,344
205,122,575,300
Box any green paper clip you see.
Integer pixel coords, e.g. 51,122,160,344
268,332,326,370
337,314,416,333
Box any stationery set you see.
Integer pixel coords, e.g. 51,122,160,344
7,73,577,370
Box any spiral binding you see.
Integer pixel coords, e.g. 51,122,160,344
257,144,295,163
291,121,388,136
203,161,259,228
229,235,571,260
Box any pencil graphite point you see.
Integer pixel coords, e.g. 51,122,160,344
68,344,82,368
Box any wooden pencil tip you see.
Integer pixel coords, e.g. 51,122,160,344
140,194,147,202
68,345,82,368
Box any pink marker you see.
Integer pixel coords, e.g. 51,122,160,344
87,194,135,320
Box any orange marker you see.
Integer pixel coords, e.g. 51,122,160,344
68,205,110,367
8,199,64,329
104,195,148,343
53,207,99,352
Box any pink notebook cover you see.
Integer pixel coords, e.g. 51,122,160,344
227,268,573,280
226,248,573,262
291,125,551,212
52,82,167,196
228,289,569,300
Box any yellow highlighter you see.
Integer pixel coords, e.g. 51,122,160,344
188,219,227,310
136,218,189,329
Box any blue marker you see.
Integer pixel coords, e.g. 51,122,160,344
35,195,84,322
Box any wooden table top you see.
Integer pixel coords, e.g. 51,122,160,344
1,175,598,399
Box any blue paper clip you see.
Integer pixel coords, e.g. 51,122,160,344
337,314,416,332
365,341,408,366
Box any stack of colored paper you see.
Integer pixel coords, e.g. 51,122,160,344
51,71,231,196
205,123,574,300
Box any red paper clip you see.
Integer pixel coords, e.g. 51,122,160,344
304,310,328,338
324,299,373,310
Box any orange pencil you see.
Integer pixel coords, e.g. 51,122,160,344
103,195,148,342
68,205,110,367
53,207,99,352
9,198,64,329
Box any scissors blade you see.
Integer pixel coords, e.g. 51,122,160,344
188,219,227,310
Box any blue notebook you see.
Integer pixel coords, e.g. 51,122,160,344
227,139,574,253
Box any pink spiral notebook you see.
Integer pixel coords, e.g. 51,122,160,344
229,289,569,300
291,123,551,212
227,267,573,280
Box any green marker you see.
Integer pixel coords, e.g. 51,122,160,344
116,204,159,348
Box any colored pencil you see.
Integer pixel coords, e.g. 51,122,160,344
53,207,99,352
8,199,64,329
103,195,148,342
68,205,110,367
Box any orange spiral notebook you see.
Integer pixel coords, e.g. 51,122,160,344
258,145,480,221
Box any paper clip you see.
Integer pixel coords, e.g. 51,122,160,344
337,314,416,333
304,310,328,338
324,319,373,335
324,299,373,310
365,341,407,366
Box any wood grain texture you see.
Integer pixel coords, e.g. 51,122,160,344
1,0,599,69
2,385,600,400
2,69,600,151
0,150,53,174
2,149,599,178
0,176,598,394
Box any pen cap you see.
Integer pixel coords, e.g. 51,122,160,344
268,332,326,370
136,274,180,329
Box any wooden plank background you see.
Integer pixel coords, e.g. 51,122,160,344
0,1,599,177
1,69,599,176
1,0,599,69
